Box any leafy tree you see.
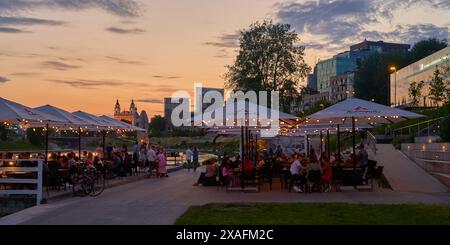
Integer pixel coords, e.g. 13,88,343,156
440,104,450,142
279,80,302,112
148,115,166,137
0,124,8,141
354,51,409,105
441,61,450,104
299,100,334,117
408,81,425,106
26,128,45,146
410,38,448,62
225,20,310,112
429,69,446,106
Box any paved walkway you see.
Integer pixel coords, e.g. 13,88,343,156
1,167,449,225
374,144,448,193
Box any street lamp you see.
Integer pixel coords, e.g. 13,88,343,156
390,66,397,106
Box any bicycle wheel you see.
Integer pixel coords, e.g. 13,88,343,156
72,176,87,196
89,172,105,197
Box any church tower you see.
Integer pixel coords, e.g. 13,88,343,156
114,99,121,116
130,99,137,114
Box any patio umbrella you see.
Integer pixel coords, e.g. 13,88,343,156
0,97,68,165
193,100,299,191
306,98,425,181
0,97,64,124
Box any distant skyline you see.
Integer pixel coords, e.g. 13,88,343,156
1,0,449,116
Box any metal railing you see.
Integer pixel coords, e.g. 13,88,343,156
367,131,377,155
0,159,43,206
393,116,448,137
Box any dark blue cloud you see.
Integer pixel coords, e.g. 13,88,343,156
105,26,145,34
275,0,450,52
0,0,141,17
0,75,10,83
40,61,81,71
0,16,65,26
0,27,29,33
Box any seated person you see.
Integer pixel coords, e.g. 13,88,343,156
289,155,306,192
243,158,253,176
193,159,218,186
307,155,323,180
255,155,265,171
320,153,333,192
343,153,356,168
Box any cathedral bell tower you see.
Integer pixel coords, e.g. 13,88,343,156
114,99,121,116
130,99,137,114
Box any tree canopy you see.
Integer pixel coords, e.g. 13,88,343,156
410,38,447,62
354,50,410,105
225,20,310,112
148,115,166,137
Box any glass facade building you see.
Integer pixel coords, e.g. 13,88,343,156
316,51,368,93
390,46,450,107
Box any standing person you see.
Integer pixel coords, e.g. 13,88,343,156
139,143,147,169
193,146,199,172
185,146,193,172
156,148,168,177
133,141,139,155
147,145,157,177
357,144,369,184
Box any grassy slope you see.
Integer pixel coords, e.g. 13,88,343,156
176,203,450,225
0,140,42,151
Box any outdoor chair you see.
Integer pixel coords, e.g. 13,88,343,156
307,170,323,193
216,165,229,191
256,165,274,191
288,173,307,193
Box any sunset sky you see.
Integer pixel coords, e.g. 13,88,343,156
1,0,449,117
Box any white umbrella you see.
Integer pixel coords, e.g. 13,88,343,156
72,111,108,128
306,98,425,182
34,105,93,129
305,98,425,126
0,97,65,125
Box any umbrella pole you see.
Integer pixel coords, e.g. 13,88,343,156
306,135,310,156
241,126,245,191
255,134,258,161
45,124,49,166
78,127,81,162
337,125,341,163
320,131,323,155
327,129,330,160
352,117,356,185
102,130,106,157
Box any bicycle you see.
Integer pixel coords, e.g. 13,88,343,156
72,166,105,197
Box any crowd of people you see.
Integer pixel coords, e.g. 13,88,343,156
191,143,373,193
0,141,171,190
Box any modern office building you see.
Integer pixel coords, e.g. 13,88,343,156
329,71,355,102
351,40,410,53
164,97,190,131
316,50,368,93
300,92,330,111
306,66,317,91
390,46,450,107
199,87,225,112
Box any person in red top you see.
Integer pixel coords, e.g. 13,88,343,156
243,158,253,176
320,153,333,192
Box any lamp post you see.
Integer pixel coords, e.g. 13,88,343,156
390,66,397,106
